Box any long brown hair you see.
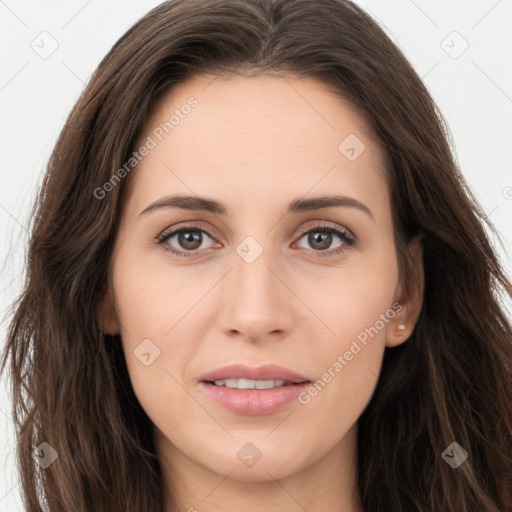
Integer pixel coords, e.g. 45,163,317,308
2,1,512,510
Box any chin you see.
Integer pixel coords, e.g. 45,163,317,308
200,439,312,482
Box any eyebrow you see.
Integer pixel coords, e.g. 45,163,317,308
139,194,374,221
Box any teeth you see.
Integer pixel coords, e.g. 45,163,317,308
213,378,287,389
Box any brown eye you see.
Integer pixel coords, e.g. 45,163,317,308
176,230,204,250
295,223,355,257
306,231,334,250
157,225,216,257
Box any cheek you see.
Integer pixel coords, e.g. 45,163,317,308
298,248,399,412
110,247,214,418
312,242,399,344
111,246,202,335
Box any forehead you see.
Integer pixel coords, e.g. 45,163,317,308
123,73,390,220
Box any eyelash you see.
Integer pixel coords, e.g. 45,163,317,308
155,222,356,258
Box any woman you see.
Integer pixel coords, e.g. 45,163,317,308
2,0,512,511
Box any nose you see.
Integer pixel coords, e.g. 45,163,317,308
217,243,296,344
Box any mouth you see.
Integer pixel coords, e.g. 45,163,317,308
198,364,312,415
203,379,309,389
199,363,311,385
203,378,307,389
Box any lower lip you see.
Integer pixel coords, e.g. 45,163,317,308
199,381,310,415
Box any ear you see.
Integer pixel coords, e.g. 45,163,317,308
98,286,121,335
386,234,424,348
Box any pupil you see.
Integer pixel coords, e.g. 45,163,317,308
310,231,331,250
180,230,201,249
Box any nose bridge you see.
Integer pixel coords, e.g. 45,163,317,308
232,236,281,309
218,235,293,340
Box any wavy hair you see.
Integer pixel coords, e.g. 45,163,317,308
2,0,512,510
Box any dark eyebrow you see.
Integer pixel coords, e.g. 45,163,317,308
139,194,374,221
288,195,374,221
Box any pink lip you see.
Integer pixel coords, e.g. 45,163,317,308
198,364,311,416
199,364,310,384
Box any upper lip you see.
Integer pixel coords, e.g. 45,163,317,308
200,364,311,384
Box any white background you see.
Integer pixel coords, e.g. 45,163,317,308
1,0,511,509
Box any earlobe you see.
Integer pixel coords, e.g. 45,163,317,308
386,313,411,347
98,287,121,335
386,235,424,348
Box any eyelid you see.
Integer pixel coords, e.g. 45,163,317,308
156,221,220,243
155,222,219,256
156,220,355,242
296,220,355,241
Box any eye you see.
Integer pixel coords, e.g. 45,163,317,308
294,222,355,257
156,224,217,257
156,221,356,258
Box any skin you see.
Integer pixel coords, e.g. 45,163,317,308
100,73,424,512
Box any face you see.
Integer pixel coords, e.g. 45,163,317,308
101,74,422,485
